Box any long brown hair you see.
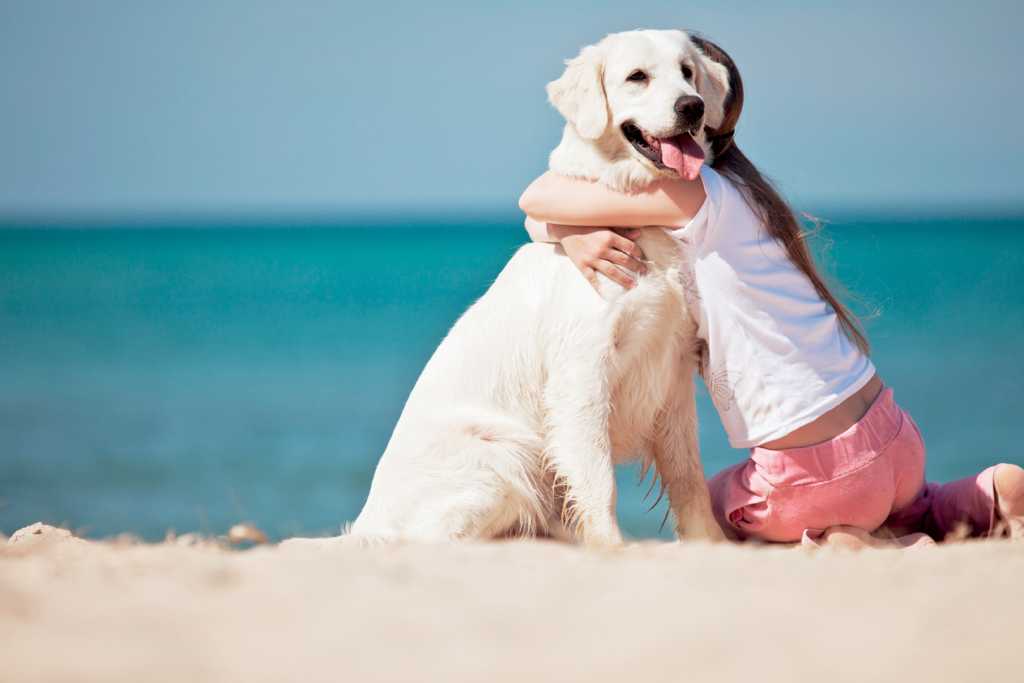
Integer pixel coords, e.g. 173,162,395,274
690,34,870,354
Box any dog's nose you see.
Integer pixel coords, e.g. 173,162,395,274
674,95,704,124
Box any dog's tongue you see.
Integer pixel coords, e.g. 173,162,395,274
660,134,705,181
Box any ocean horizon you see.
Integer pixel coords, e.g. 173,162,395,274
2,210,1022,541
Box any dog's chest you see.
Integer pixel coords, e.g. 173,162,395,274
605,275,690,458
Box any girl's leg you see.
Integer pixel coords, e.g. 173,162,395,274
811,463,1023,547
707,463,746,541
813,526,935,550
707,461,765,541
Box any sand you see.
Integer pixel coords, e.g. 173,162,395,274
1,523,1021,683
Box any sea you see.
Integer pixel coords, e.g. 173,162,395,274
1,213,1022,541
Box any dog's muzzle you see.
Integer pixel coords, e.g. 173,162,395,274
674,95,704,129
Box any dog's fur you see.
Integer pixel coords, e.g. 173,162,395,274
286,30,730,548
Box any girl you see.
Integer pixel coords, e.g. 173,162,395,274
519,36,1023,545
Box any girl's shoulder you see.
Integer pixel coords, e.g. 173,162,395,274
694,165,776,250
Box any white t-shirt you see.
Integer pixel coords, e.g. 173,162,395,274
671,166,875,448
523,167,876,448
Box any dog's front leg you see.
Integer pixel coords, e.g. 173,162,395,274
543,354,623,547
652,374,725,542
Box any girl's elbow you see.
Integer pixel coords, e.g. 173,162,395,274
518,188,544,217
517,190,533,215
518,174,555,217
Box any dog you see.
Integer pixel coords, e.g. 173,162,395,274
286,29,731,548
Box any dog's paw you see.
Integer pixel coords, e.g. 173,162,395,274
277,536,346,553
578,518,625,549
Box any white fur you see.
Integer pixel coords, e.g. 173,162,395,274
283,30,727,550
548,29,729,191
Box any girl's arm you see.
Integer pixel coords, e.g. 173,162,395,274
520,172,701,291
518,171,704,228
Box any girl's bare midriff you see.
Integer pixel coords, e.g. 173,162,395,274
758,374,884,451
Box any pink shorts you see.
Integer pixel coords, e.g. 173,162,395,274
708,387,1001,543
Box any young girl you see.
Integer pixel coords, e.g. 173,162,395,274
519,36,1023,546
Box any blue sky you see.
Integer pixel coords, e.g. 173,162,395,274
1,1,1021,217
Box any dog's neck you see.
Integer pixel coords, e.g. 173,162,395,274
547,123,704,283
548,124,671,193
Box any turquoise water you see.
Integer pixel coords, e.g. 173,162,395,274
1,215,1022,540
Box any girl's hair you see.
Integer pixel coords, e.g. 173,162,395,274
690,34,870,355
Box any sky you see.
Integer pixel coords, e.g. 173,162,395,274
1,1,1022,218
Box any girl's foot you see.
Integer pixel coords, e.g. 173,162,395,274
994,464,1024,540
816,525,934,550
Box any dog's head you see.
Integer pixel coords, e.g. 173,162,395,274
547,30,731,181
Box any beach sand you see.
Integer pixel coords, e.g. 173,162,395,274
1,523,1020,683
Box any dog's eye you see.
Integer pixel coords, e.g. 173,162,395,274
681,64,694,81
626,70,648,83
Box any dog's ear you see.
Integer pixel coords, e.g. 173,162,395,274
546,45,609,139
695,53,730,130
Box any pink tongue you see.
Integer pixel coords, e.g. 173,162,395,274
660,134,705,181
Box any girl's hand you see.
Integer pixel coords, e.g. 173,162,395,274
552,225,647,290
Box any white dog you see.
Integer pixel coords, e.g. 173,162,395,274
288,30,730,548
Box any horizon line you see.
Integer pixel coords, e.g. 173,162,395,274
2,200,1023,229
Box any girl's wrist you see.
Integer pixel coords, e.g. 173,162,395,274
523,215,607,244
549,224,598,241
